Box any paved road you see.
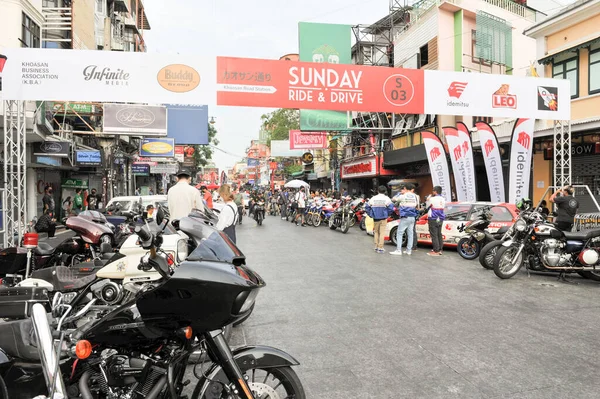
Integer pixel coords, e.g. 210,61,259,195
228,216,600,398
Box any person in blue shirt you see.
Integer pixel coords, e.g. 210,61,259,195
365,185,395,254
390,184,419,256
426,186,446,256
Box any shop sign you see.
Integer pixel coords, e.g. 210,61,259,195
301,152,314,164
132,164,150,176
247,158,260,167
139,138,175,158
340,157,377,179
104,104,168,136
75,150,102,166
61,178,89,189
289,130,328,149
307,173,318,180
33,141,71,158
53,102,94,114
150,164,178,174
174,146,185,162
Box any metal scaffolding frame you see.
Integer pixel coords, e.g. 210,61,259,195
553,120,572,189
2,100,27,248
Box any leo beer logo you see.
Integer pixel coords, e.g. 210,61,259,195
448,81,468,99
157,64,200,93
516,131,531,149
430,147,441,162
492,84,517,109
484,139,495,157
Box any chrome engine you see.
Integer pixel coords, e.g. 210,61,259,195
540,239,571,267
91,280,124,305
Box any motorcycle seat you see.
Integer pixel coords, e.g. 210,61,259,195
34,236,71,256
564,229,600,241
31,266,96,292
0,318,40,361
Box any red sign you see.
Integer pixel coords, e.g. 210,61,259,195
340,157,378,179
269,161,278,170
217,57,424,113
289,130,328,150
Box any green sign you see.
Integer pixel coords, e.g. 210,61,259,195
53,103,94,114
61,178,89,189
299,22,351,131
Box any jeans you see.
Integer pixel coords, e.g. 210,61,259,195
396,217,415,252
412,222,418,249
237,206,243,224
373,220,387,249
428,219,443,253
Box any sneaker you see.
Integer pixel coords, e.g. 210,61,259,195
377,248,386,254
404,251,412,255
428,252,441,257
281,217,286,220
390,250,403,256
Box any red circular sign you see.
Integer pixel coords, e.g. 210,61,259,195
382,74,415,107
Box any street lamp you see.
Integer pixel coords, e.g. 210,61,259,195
209,116,216,125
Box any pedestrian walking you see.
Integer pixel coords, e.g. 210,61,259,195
426,186,446,256
294,189,306,226
410,185,421,251
233,187,244,225
73,188,84,213
365,185,394,254
216,184,238,243
167,169,204,220
87,188,98,210
280,189,288,220
550,185,579,231
42,185,55,215
200,185,214,209
390,184,419,256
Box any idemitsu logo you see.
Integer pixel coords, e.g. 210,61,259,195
517,131,531,149
484,139,495,157
453,145,462,161
448,82,467,98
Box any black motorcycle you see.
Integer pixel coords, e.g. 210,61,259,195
0,219,305,399
493,211,600,281
329,198,352,234
254,200,265,226
457,207,510,260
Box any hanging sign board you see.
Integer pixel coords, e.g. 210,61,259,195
139,138,175,158
33,141,70,158
289,130,328,150
132,164,150,176
216,56,425,113
75,150,102,166
0,48,215,105
103,104,167,136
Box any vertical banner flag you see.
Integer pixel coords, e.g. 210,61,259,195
298,22,351,131
475,122,505,202
443,127,468,202
456,122,477,202
508,118,535,204
422,131,452,202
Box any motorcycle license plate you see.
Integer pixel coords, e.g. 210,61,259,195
502,240,513,247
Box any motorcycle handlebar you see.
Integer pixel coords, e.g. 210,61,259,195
135,225,152,242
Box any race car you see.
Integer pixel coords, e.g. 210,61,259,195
367,202,519,248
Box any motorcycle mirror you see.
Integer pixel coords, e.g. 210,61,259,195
156,206,165,225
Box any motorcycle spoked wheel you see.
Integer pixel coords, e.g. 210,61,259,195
479,240,503,270
359,218,366,231
313,214,322,227
457,237,481,260
493,245,524,279
306,213,314,227
329,217,337,230
341,217,350,234
192,365,305,399
348,215,357,227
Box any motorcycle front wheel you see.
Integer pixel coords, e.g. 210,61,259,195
359,218,366,231
479,240,503,270
329,218,337,230
348,215,357,227
192,365,305,399
457,237,480,260
313,214,322,227
493,245,524,279
341,217,350,234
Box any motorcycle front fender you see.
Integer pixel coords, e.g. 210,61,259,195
502,240,514,247
195,345,300,396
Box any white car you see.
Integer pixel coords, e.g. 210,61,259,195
367,202,518,248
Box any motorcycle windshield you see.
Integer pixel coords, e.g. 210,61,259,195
179,217,244,262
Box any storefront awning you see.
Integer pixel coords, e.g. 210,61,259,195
291,171,305,178
383,144,427,168
539,36,600,65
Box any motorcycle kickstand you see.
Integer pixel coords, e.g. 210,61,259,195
557,272,578,285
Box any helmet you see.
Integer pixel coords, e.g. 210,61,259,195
516,198,533,211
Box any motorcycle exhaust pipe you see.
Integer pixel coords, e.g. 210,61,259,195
31,303,67,397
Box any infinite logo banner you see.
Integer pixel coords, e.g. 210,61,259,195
475,122,505,202
508,118,535,204
217,56,425,113
421,132,452,202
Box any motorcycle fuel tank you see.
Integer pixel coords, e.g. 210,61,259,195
565,240,584,253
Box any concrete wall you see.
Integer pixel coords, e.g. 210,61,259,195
73,0,96,50
394,10,439,67
546,14,600,53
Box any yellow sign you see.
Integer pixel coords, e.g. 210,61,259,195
142,141,173,154
157,64,201,93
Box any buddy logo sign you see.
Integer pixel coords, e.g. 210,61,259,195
216,57,425,113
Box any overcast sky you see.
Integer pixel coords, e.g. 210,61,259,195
143,0,575,172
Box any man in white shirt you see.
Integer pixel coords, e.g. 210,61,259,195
294,189,306,226
167,169,205,220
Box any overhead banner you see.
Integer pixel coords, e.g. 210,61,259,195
166,104,209,145
298,22,352,131
270,140,306,157
508,118,535,204
289,130,328,150
103,104,167,136
424,70,570,120
0,48,215,104
475,122,505,203
444,127,468,202
456,122,477,202
421,132,452,202
216,56,425,114
139,138,175,158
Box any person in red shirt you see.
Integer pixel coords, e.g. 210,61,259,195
200,185,213,209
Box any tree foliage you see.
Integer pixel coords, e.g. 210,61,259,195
260,109,299,146
284,163,303,176
193,123,220,169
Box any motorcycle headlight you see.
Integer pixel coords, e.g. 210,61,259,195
515,220,527,232
177,239,188,263
233,289,259,315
